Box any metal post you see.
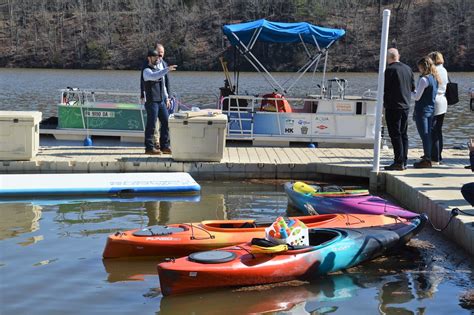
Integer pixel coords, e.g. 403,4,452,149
372,9,391,173
321,50,329,97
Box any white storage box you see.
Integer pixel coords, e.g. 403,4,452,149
0,111,42,160
169,113,227,162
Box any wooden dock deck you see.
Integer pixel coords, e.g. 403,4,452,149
1,138,472,256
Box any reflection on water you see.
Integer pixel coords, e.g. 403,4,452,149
0,180,471,314
103,258,161,283
157,276,354,315
145,201,171,226
0,203,42,240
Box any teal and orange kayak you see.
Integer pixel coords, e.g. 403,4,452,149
157,214,426,296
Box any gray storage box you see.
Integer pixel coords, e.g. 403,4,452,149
169,113,227,162
0,111,42,160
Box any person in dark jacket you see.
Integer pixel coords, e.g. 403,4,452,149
141,43,171,105
383,48,415,171
461,138,474,206
142,48,177,155
140,43,172,150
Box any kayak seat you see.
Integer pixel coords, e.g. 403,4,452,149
251,238,308,250
238,218,274,228
239,222,256,228
251,238,278,247
253,218,275,227
308,229,340,246
220,223,238,229
321,185,345,193
132,225,185,237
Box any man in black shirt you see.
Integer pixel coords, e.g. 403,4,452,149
383,48,415,171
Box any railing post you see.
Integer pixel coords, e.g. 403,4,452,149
372,9,391,174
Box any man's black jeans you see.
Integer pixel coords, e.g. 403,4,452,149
385,108,409,165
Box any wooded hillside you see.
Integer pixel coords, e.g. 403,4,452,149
0,0,472,71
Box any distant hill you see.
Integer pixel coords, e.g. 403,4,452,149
0,0,472,72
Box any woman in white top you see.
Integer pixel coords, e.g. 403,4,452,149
428,51,448,164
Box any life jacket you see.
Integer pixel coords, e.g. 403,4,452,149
260,92,292,113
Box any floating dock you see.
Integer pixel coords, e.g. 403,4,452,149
0,138,472,256
0,172,200,196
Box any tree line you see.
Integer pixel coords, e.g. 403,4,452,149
0,0,472,71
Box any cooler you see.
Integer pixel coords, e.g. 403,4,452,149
169,113,227,162
0,111,42,160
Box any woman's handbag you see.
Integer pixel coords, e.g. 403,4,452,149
445,77,459,105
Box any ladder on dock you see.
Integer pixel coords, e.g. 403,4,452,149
223,96,254,140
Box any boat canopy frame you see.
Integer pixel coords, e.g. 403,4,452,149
222,19,346,95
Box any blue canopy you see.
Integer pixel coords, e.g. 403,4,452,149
223,19,345,48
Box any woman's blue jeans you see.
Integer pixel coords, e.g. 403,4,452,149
414,109,434,161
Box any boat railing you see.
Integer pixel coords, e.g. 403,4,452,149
59,88,220,111
59,88,141,107
218,94,378,144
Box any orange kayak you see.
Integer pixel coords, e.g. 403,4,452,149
103,213,408,258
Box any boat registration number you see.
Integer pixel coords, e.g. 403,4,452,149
84,110,115,118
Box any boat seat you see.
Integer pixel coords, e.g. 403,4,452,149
251,238,277,247
251,238,308,250
321,185,345,193
253,218,275,227
238,218,274,228
238,222,255,228
219,223,238,228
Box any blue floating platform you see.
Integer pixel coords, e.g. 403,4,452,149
0,194,201,205
0,172,201,197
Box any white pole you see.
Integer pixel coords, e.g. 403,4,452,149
372,9,391,173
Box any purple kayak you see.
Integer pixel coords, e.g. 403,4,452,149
284,182,418,219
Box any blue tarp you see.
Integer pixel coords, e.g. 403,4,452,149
223,19,345,48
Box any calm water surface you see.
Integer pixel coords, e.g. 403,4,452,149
0,180,471,314
0,69,472,147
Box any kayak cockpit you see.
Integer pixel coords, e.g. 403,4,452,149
308,229,342,247
288,229,343,252
249,228,343,254
201,218,276,231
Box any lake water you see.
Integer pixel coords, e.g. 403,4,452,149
0,180,472,314
0,69,472,147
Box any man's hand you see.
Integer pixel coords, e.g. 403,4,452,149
168,65,178,71
140,97,145,105
166,98,171,109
